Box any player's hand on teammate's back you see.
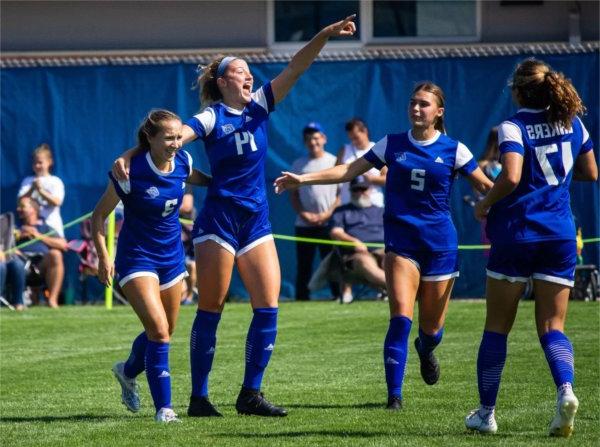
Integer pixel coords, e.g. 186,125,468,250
112,157,129,181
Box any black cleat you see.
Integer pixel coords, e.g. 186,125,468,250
187,395,223,417
235,387,288,417
414,337,440,385
386,396,403,410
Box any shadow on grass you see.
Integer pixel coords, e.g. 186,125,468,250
211,430,533,440
0,414,115,423
285,402,383,409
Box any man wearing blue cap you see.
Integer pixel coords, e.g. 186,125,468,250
289,123,340,301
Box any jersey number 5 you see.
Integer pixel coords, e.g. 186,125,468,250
410,169,426,191
535,142,573,185
235,132,258,155
162,199,178,217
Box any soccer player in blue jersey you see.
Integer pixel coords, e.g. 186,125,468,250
275,82,493,410
464,59,597,437
92,110,210,423
113,16,357,417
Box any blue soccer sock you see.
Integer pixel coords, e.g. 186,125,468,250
123,332,148,379
145,341,171,412
190,310,222,398
243,307,278,391
477,331,508,408
416,326,444,356
383,316,412,399
540,330,574,389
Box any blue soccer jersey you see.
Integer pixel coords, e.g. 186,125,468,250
364,131,477,252
109,150,192,268
185,82,275,211
486,109,594,244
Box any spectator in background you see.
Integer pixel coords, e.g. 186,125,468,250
180,185,197,304
330,176,387,304
0,250,26,311
18,144,65,237
290,122,340,301
336,118,386,207
478,127,502,183
15,196,68,307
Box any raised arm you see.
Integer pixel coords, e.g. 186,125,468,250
91,182,121,286
187,168,212,187
270,15,356,104
474,153,523,220
275,157,372,194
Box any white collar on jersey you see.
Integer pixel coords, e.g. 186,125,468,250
220,102,245,115
518,108,546,113
408,130,441,146
145,151,175,176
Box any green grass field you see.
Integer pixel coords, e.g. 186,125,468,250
1,301,598,446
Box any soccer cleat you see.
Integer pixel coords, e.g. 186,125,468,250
235,387,288,417
386,396,402,411
187,395,223,417
465,408,498,434
112,361,140,413
341,292,354,304
155,407,181,423
549,385,579,437
414,338,440,385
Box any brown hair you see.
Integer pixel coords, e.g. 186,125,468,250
195,56,228,108
137,109,181,151
344,118,368,133
412,82,446,133
510,58,585,129
32,143,54,170
479,127,499,162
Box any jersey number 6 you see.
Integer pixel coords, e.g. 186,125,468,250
162,199,178,217
411,169,426,191
235,132,258,155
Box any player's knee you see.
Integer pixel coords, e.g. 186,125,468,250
146,324,170,343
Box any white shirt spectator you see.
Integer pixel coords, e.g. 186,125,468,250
18,175,65,236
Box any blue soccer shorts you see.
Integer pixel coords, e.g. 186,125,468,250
486,240,576,287
385,246,459,281
192,200,273,257
116,257,188,290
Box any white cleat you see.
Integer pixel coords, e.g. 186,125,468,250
112,361,140,413
465,408,498,434
549,386,579,438
155,407,181,423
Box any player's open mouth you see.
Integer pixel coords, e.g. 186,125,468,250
243,84,252,92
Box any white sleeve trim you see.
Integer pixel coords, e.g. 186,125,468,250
251,87,269,112
193,107,216,136
576,116,590,146
454,142,474,170
370,136,388,163
118,179,131,194
498,121,523,145
183,150,193,177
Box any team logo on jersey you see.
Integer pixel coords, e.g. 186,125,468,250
395,152,407,162
146,186,160,199
221,124,235,134
435,156,444,163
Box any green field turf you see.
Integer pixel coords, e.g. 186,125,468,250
1,300,598,446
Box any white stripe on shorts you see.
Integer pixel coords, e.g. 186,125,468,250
193,234,236,255
119,271,159,288
159,271,189,291
237,234,274,257
532,273,574,287
421,271,460,282
486,269,528,283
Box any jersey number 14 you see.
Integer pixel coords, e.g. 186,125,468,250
235,132,258,155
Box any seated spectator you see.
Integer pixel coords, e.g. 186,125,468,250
0,251,26,311
18,143,65,237
330,176,386,303
15,196,68,308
